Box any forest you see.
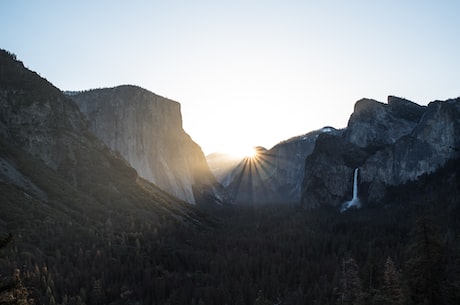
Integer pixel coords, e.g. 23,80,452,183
1,157,460,305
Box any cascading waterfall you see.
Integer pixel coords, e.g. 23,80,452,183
340,168,361,212
352,168,358,200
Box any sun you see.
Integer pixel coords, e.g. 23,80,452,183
229,146,258,159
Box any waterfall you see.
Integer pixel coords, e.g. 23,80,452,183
352,168,359,200
340,168,361,212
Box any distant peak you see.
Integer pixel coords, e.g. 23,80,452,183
353,98,385,115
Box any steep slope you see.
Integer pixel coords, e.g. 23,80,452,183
301,96,460,209
69,86,223,205
214,127,339,204
206,152,243,186
344,96,425,149
0,49,203,226
301,133,368,209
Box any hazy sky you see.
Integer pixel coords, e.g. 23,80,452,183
1,0,459,155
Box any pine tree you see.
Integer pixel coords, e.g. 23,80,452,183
90,279,104,305
0,234,30,305
382,257,404,305
254,290,271,305
405,216,445,305
337,258,365,305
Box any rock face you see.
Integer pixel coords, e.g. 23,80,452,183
0,50,90,177
302,133,368,209
69,86,223,204
0,49,202,223
213,127,339,204
344,97,425,149
301,96,460,209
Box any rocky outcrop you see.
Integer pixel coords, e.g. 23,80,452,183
216,127,339,204
361,98,460,202
69,86,223,204
301,133,369,208
344,97,425,149
301,96,460,209
0,50,91,177
0,49,203,223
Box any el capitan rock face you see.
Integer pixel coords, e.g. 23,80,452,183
301,96,460,209
70,86,223,205
0,49,203,223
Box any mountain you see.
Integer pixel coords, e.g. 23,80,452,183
0,49,223,305
0,49,205,230
68,86,224,205
211,127,340,204
301,96,460,209
205,152,243,186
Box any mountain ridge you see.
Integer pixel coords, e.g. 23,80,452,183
208,127,341,204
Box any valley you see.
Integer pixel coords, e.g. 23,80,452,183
1,48,460,305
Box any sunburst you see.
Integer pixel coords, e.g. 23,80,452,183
229,147,278,204
229,146,258,159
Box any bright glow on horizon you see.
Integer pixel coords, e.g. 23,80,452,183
1,1,459,155
228,146,257,159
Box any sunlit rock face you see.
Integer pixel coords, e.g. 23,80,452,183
301,96,460,209
217,128,340,204
70,86,223,204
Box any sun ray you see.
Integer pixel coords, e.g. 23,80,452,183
229,147,282,204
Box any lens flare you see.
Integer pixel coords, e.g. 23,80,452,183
229,146,257,159
227,146,279,204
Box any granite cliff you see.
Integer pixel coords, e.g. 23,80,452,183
69,86,223,205
301,96,460,209
0,49,203,226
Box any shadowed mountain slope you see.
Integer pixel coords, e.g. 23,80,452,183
302,96,460,209
0,49,207,228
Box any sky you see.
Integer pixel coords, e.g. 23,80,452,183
1,0,459,155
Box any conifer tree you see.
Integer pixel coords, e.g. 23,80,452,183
405,216,445,305
382,256,404,305
0,234,30,305
337,258,364,305
254,290,271,305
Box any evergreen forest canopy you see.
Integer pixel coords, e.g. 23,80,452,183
1,157,460,305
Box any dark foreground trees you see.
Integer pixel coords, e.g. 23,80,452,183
1,202,459,305
2,149,460,305
0,234,30,305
